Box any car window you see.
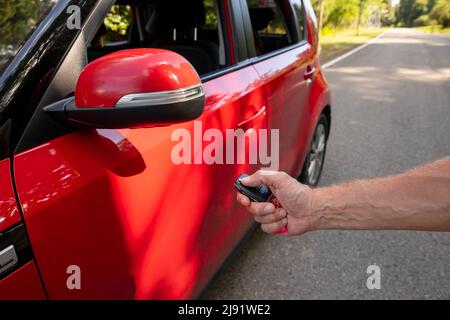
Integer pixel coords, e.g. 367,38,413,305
205,0,219,30
291,0,306,42
88,4,135,62
88,0,228,77
245,0,294,56
103,5,134,46
0,0,56,77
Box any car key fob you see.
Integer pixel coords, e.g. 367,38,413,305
235,173,288,234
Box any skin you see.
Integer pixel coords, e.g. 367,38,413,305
237,157,450,235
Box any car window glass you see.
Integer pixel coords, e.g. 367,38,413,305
87,0,228,77
246,0,293,56
104,5,134,45
0,0,56,77
205,0,219,30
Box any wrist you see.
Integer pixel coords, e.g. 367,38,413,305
309,186,342,231
308,187,329,231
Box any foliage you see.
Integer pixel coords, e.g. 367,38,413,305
104,4,133,41
397,0,428,26
204,0,218,29
397,0,449,27
430,0,450,27
311,0,391,33
0,0,55,73
0,0,54,49
414,14,431,25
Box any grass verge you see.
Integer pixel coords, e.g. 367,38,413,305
416,25,450,35
319,28,386,64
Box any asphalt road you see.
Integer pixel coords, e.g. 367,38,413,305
202,28,450,300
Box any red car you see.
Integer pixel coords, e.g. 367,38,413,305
0,0,331,299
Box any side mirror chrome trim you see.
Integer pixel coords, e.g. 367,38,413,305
115,85,204,108
44,88,205,129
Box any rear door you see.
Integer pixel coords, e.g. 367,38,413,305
11,0,267,299
241,0,314,174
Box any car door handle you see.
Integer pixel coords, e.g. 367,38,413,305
238,106,266,129
304,66,316,80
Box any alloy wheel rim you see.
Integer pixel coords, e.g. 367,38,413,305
307,123,326,185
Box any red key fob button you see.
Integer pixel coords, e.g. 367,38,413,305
270,198,288,234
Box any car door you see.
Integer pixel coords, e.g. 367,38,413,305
0,159,46,300
241,0,314,175
11,0,267,299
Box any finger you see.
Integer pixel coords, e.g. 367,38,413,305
236,193,251,206
254,208,287,224
248,202,275,217
261,218,288,234
240,170,288,189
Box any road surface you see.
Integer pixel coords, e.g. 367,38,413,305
202,29,450,299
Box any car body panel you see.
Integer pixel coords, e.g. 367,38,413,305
13,65,266,299
0,261,46,300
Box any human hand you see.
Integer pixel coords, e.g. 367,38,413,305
236,171,319,235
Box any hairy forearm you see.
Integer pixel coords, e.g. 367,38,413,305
313,157,450,232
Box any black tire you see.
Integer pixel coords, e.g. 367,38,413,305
298,113,329,186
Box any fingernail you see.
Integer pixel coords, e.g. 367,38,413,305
264,204,275,214
240,177,250,184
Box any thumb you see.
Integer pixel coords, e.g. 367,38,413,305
240,170,288,190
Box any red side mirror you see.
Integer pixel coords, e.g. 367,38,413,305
45,49,205,128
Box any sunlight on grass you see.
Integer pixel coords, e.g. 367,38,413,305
319,28,387,63
416,26,450,35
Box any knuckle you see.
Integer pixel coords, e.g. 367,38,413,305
277,210,286,219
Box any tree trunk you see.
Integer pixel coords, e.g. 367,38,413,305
357,0,364,36
318,0,325,36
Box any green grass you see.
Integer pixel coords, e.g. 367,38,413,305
319,28,386,63
416,25,450,34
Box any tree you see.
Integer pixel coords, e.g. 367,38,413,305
0,0,54,74
357,0,365,35
104,5,133,39
311,0,391,34
318,0,326,34
397,0,428,26
430,0,450,27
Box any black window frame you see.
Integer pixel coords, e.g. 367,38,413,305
290,0,308,43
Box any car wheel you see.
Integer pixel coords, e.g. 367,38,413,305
298,113,329,186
